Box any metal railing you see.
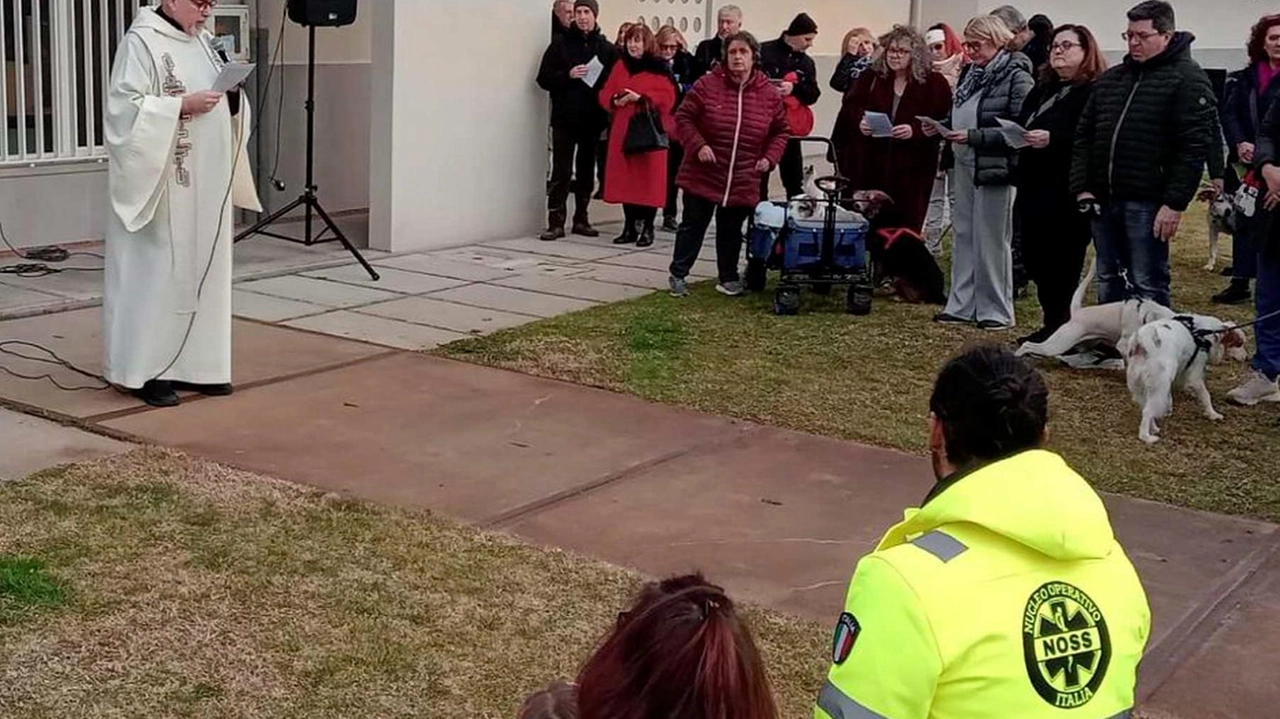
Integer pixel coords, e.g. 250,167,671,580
2,0,140,167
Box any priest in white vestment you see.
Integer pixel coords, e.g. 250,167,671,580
103,0,260,407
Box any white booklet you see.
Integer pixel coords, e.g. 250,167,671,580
582,56,605,86
863,111,894,138
211,62,257,93
916,115,950,135
994,118,1030,149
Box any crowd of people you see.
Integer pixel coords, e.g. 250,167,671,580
538,0,1280,412
517,343,1152,719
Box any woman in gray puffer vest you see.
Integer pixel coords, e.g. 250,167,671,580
929,16,1033,330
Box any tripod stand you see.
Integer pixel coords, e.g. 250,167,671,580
235,25,379,281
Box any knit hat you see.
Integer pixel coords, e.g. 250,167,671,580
924,29,947,46
573,0,598,18
785,12,818,37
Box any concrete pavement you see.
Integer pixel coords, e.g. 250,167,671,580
0,220,1276,717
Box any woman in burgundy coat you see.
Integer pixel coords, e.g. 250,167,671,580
833,25,953,233
599,24,678,248
667,32,790,297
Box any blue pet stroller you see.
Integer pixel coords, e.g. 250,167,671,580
745,138,874,316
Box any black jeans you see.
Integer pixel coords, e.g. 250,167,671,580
548,126,597,228
1019,195,1091,333
759,139,805,201
670,192,751,283
664,142,685,220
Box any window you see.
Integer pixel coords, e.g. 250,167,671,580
2,0,141,166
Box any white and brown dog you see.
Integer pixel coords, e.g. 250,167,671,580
1197,184,1237,272
1016,263,1175,360
1120,314,1249,444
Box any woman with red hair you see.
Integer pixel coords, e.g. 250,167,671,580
1214,14,1280,306
518,574,779,719
922,23,966,256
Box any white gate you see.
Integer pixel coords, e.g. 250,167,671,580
630,0,712,41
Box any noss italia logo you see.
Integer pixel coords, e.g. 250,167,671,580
1022,582,1112,709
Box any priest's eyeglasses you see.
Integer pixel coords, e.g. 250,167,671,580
188,0,218,10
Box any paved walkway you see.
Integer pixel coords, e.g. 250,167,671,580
0,219,1276,718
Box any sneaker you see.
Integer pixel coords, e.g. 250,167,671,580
715,281,744,297
933,312,970,325
669,275,689,298
539,227,565,242
1227,372,1280,406
978,319,1014,331
1211,280,1251,305
661,216,679,233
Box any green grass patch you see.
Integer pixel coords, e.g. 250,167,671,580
0,556,67,625
438,203,1280,522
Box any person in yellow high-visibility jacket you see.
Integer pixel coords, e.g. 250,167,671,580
816,345,1151,719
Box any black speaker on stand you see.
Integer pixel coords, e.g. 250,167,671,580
235,0,378,280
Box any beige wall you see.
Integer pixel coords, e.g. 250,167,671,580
256,0,372,63
368,0,552,253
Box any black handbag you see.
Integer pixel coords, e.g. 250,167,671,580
622,101,669,155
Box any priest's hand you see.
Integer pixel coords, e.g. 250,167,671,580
182,91,223,116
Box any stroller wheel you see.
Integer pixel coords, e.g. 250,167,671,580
745,258,768,293
774,286,801,316
847,281,873,316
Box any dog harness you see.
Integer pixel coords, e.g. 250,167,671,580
1172,315,1214,374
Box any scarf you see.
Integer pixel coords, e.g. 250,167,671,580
1260,61,1280,96
933,53,965,91
954,50,1010,107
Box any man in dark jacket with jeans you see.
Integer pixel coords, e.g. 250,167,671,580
759,13,820,200
1071,1,1216,308
536,0,616,241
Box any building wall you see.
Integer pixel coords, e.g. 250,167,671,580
368,0,553,254
253,0,372,220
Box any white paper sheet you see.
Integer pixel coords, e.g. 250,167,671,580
916,115,950,135
582,56,605,86
211,62,257,93
995,117,1030,149
864,111,894,138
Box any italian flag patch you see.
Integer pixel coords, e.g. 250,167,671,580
832,612,861,665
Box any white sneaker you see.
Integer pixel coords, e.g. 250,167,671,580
1227,372,1280,406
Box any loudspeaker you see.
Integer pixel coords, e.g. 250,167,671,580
286,0,357,27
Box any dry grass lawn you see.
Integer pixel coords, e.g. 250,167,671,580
438,203,1280,523
0,449,828,718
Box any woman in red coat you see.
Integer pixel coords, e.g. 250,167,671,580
599,24,678,248
832,25,953,233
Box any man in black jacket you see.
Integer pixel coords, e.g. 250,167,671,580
1071,1,1216,308
551,0,573,41
536,0,616,241
691,5,742,83
760,13,820,200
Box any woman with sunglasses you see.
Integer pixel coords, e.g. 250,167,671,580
926,15,1033,331
921,23,967,256
1013,25,1108,346
657,26,697,233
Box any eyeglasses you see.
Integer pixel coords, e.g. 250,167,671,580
188,0,218,9
885,47,911,56
1051,41,1081,53
660,43,680,50
962,41,984,52
929,42,946,52
1122,30,1163,42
